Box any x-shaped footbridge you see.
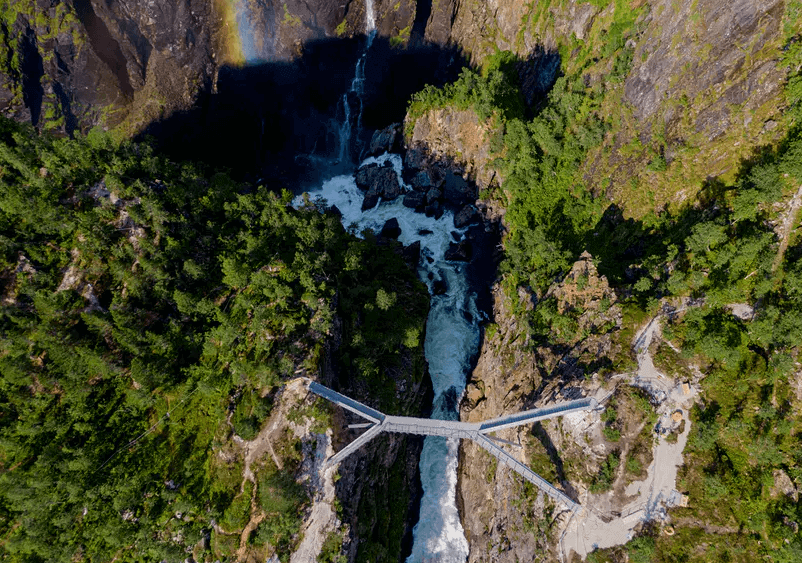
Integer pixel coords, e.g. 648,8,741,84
307,381,597,512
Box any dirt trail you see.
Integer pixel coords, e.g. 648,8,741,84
225,378,341,562
561,317,698,560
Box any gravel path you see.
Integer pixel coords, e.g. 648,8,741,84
561,318,697,560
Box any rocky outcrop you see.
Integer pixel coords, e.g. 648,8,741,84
355,162,402,210
407,108,497,192
367,122,402,156
625,0,784,124
457,253,623,562
0,0,216,134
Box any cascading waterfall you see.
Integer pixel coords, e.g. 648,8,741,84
337,1,377,164
296,3,477,561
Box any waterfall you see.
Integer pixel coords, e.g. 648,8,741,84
294,154,478,563
365,0,376,32
336,0,377,163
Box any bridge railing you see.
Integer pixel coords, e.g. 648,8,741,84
478,398,597,433
308,381,386,423
474,434,579,511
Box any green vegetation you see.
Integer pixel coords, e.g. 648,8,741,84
318,530,347,563
0,117,428,561
389,26,411,48
0,2,84,128
405,1,802,559
589,451,620,494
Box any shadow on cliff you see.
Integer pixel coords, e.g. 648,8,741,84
137,35,468,187
522,134,798,387
531,421,580,503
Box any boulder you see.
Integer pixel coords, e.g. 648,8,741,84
367,123,401,156
454,204,480,228
356,164,402,211
411,170,433,191
362,190,380,211
445,240,472,261
378,169,403,200
425,188,442,204
379,218,401,239
432,278,447,295
403,192,426,209
442,172,476,206
355,163,380,190
404,147,427,170
424,201,443,220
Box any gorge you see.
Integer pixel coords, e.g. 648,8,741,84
1,1,802,563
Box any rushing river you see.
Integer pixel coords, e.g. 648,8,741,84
292,2,484,558
295,153,482,562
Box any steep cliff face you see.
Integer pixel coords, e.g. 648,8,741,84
0,0,216,134
407,107,497,191
399,1,798,561
458,255,623,562
411,0,791,214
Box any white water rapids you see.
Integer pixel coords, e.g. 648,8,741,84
296,3,478,558
294,154,480,562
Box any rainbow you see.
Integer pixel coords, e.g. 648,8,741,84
215,0,273,65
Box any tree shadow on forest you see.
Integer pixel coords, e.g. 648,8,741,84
524,132,799,385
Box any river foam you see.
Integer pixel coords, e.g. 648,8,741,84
295,153,479,562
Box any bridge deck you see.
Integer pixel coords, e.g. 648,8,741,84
307,381,590,511
309,381,385,423
478,398,597,433
383,415,480,439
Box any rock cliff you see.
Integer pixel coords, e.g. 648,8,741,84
398,2,796,560
0,0,216,134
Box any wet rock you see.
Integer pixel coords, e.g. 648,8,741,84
442,172,476,206
355,163,380,189
425,187,442,204
403,191,426,209
454,204,480,228
356,164,402,211
367,123,401,156
432,278,447,295
328,205,342,218
424,200,443,220
445,240,472,261
380,217,401,239
411,170,433,191
418,229,433,236
404,147,427,170
362,191,380,210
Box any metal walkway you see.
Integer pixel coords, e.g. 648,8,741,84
307,381,596,512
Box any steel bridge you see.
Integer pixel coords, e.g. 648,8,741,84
307,381,597,512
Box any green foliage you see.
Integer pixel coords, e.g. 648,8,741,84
589,451,620,493
406,51,525,131
318,530,347,563
0,117,429,561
